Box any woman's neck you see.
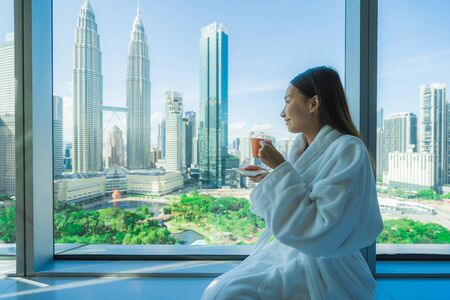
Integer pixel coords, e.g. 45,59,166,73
304,124,324,146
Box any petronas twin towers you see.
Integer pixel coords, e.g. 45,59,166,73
73,0,150,173
126,5,151,170
73,0,102,173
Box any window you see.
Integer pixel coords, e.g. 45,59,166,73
0,0,16,268
377,0,450,255
52,0,345,255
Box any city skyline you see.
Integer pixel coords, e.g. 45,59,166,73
50,0,345,146
2,1,450,180
2,0,450,250
1,1,450,147
376,81,449,191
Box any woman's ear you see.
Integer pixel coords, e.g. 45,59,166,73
310,95,320,113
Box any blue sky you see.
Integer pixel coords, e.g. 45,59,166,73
50,0,345,146
1,0,450,147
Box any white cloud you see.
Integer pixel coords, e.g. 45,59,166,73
228,121,247,142
229,121,246,132
250,123,273,133
379,49,450,79
229,82,286,97
151,111,164,125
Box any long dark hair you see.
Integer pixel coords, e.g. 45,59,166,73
290,66,376,174
291,66,361,138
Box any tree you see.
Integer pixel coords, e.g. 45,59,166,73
417,189,441,200
376,218,450,244
0,205,16,243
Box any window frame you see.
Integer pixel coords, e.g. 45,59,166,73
11,0,449,278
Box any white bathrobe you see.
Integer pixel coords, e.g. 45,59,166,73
201,124,384,300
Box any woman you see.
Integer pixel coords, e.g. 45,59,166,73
201,66,384,300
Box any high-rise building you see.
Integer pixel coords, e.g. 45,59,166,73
238,136,252,166
382,112,417,174
192,136,198,166
448,101,450,183
0,115,14,194
64,142,72,171
126,4,151,170
232,138,240,152
184,111,196,168
73,0,103,173
277,138,295,159
0,33,15,194
385,151,435,190
377,108,384,130
165,91,183,172
53,96,64,177
376,128,383,179
106,125,125,168
158,118,166,159
0,33,14,115
150,148,162,168
182,118,187,170
418,83,447,187
198,22,229,187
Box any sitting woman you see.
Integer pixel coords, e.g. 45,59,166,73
201,66,384,300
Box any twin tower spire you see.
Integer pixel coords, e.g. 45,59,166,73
73,0,151,173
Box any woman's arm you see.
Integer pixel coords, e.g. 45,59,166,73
250,139,383,257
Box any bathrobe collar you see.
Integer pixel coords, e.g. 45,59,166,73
287,124,343,172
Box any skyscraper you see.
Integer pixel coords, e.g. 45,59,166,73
198,22,229,187
382,112,417,173
158,118,166,159
0,33,14,115
64,142,72,171
377,108,384,130
0,33,15,194
418,83,447,187
448,101,450,184
376,128,383,179
376,108,385,178
0,115,14,194
53,95,64,177
165,91,183,172
106,125,125,168
182,118,187,170
192,136,198,166
184,111,196,168
238,136,252,166
126,4,151,170
150,147,162,168
73,0,103,173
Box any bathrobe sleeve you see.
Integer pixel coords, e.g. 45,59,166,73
250,138,383,257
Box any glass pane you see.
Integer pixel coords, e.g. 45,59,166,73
0,0,16,272
53,0,344,255
377,0,450,254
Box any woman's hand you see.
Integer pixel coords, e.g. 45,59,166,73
249,172,268,183
248,167,269,183
258,140,286,169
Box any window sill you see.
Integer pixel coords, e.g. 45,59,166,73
19,260,241,278
376,261,450,278
4,259,448,279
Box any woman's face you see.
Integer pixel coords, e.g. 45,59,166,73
280,84,320,133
